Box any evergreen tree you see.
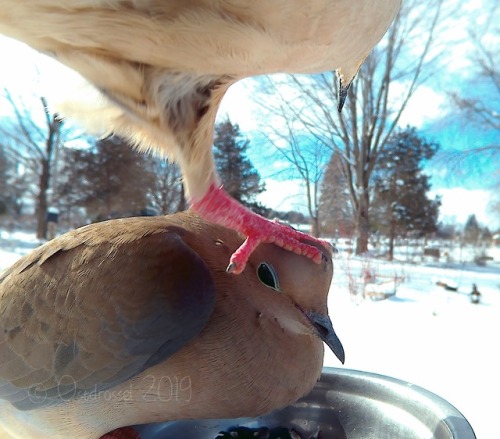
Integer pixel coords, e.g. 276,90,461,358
213,118,265,212
371,127,441,260
0,146,28,218
463,214,480,243
57,136,154,221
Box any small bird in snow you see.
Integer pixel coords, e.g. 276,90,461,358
0,0,401,273
0,211,344,439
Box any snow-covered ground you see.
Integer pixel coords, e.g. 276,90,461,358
1,230,498,439
0,229,42,268
324,256,500,439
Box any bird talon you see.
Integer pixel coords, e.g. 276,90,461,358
312,253,322,264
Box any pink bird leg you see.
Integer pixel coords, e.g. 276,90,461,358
191,183,330,274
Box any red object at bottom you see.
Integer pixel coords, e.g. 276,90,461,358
100,427,140,439
191,184,330,274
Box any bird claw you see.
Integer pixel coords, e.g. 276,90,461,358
227,221,327,275
191,184,330,275
227,235,261,275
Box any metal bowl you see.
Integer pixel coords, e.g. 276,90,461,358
135,367,475,439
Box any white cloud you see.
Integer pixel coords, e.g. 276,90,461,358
257,178,309,213
430,188,498,228
0,37,60,89
438,0,498,77
218,74,321,141
217,79,259,132
391,83,447,128
0,36,93,119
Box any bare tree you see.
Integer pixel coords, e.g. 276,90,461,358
251,79,331,235
435,0,499,211
276,137,327,237
450,1,499,137
253,120,327,236
254,0,446,253
319,152,355,237
145,156,185,214
0,90,66,238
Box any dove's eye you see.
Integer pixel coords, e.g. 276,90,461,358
257,262,280,291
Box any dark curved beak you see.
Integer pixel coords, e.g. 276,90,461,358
337,76,352,113
306,311,345,364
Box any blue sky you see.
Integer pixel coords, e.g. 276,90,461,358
0,1,498,229
216,0,500,228
217,77,499,228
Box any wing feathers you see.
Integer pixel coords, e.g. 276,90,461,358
0,219,216,410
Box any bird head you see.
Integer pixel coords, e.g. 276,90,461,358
243,234,345,364
179,213,345,365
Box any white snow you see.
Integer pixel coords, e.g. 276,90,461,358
0,232,498,439
0,230,42,268
324,255,500,439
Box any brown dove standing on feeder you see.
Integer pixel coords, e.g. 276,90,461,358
0,0,401,274
0,211,344,439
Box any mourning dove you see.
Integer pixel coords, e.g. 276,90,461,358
0,212,344,438
0,0,401,273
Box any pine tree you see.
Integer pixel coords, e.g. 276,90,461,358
213,118,265,211
464,214,480,243
371,127,441,260
57,136,154,221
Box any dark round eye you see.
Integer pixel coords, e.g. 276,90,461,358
257,262,280,291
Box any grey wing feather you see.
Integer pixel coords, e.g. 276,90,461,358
0,226,215,410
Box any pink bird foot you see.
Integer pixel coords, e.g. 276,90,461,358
100,427,140,439
191,184,331,274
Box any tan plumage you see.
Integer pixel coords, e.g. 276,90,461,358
0,1,401,272
1,0,401,198
0,211,343,438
